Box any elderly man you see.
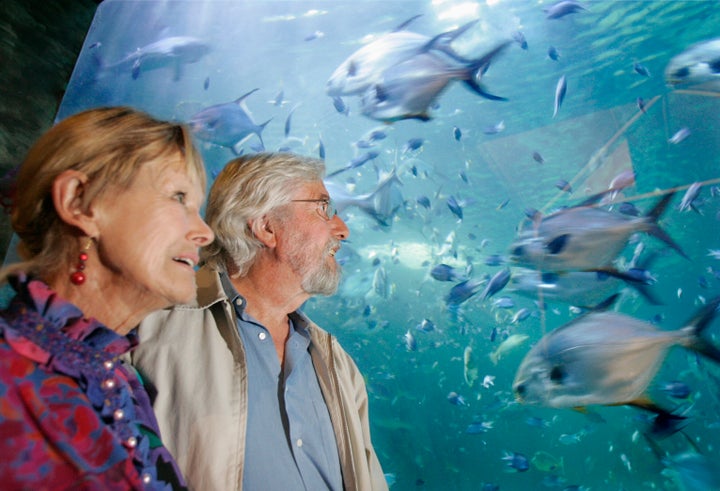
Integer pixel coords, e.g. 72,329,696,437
130,153,387,491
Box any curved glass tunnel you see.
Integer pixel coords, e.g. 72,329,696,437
44,1,720,489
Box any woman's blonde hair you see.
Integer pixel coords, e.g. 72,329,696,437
201,152,324,276
6,106,206,283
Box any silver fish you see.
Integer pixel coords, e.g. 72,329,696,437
324,169,404,229
508,192,686,272
326,18,478,97
99,36,210,81
513,297,720,415
189,88,271,154
665,37,720,87
679,182,702,213
360,42,510,122
553,75,567,118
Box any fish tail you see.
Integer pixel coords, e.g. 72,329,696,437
463,41,512,101
684,296,720,363
644,192,689,259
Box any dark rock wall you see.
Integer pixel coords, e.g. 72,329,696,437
0,0,98,259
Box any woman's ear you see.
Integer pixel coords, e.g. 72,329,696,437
52,169,100,237
249,215,277,248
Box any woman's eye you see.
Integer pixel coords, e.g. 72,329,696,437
173,192,187,204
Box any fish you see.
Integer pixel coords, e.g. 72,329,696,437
453,126,462,141
466,421,493,434
555,179,572,193
463,345,479,387
512,296,720,420
508,192,687,272
98,36,210,81
416,196,431,209
510,267,661,308
512,31,528,50
360,42,511,122
480,268,511,301
502,452,530,472
332,95,350,115
544,0,587,19
664,37,720,87
325,168,404,229
284,104,300,138
553,74,567,118
403,137,424,153
531,451,564,473
482,121,505,135
446,195,463,220
326,17,480,96
445,278,487,306
678,182,702,213
547,46,560,61
414,318,436,333
189,88,271,154
637,97,646,113
532,151,545,164
447,391,467,406
633,62,651,77
489,333,529,365
669,127,691,144
430,263,468,282
326,150,380,178
372,266,388,298
404,329,417,351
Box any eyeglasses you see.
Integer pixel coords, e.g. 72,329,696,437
290,198,337,221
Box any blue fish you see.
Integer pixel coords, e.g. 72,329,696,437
447,195,463,220
430,264,468,282
326,150,380,178
445,278,487,306
332,95,349,115
480,268,511,301
189,88,271,154
416,196,431,209
502,451,530,472
548,46,560,61
403,137,424,153
634,62,651,77
453,126,462,141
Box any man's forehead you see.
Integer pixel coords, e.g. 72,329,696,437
295,180,329,197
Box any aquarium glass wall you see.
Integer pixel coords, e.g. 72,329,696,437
58,1,720,489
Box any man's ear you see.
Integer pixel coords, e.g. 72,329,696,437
52,169,100,238
249,215,277,248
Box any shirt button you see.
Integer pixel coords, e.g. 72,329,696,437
113,409,125,421
126,436,137,448
103,360,114,370
235,298,243,307
141,473,152,484
101,378,116,389
296,438,303,447
258,332,267,341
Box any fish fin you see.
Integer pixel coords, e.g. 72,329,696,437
423,19,478,62
685,296,720,363
546,234,570,254
571,406,588,414
644,192,689,259
462,41,512,101
596,267,663,305
393,14,423,32
132,59,141,80
590,293,621,312
234,88,260,105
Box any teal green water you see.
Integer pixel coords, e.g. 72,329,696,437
60,1,720,489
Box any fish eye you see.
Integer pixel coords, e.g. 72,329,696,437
514,383,526,397
511,245,524,257
549,365,566,383
672,67,690,79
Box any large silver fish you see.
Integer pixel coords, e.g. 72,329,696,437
326,18,478,97
665,37,720,87
360,42,510,122
510,265,660,307
100,36,210,81
508,192,686,272
513,297,720,415
189,89,271,154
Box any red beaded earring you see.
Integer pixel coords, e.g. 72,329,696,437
70,239,92,285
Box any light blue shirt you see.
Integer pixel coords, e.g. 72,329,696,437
221,274,343,491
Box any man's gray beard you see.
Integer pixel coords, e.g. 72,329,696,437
302,262,341,296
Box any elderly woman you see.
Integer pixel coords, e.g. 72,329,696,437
0,106,214,489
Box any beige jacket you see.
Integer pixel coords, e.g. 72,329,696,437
129,266,388,491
